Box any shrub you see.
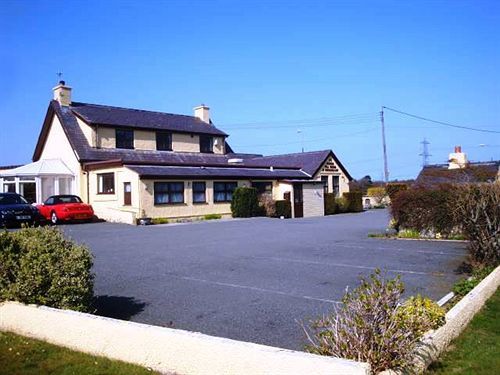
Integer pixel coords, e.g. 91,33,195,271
454,183,500,267
342,192,363,212
304,270,430,372
397,229,421,239
396,295,445,337
335,196,349,213
324,193,339,215
367,186,387,205
230,187,261,218
259,195,276,217
275,200,291,218
151,217,169,225
390,186,458,235
0,227,94,312
203,213,222,220
453,266,495,297
386,183,408,201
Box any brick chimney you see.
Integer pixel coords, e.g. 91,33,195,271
448,145,467,169
52,80,72,106
193,104,210,123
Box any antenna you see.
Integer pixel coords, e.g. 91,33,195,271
56,72,63,82
419,137,431,167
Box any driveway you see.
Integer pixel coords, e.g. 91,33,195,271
62,209,467,350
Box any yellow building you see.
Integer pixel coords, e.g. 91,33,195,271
0,81,352,224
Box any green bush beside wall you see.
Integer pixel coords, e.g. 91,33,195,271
0,227,94,312
231,187,262,218
275,200,292,218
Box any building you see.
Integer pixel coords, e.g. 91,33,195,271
415,146,500,188
0,81,352,223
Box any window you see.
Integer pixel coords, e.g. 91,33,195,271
156,131,172,151
97,173,115,194
116,129,134,149
251,181,272,195
214,182,237,202
154,182,184,204
333,176,340,197
321,176,329,194
200,135,213,153
192,182,206,203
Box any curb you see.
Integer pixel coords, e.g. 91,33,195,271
0,302,370,375
379,264,500,375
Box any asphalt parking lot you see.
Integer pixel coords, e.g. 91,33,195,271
62,209,467,350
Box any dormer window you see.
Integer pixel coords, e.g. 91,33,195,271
156,131,172,151
200,135,213,153
116,129,134,149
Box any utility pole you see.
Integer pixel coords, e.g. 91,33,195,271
419,138,431,167
380,107,389,182
297,129,304,153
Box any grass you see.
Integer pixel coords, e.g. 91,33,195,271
0,331,158,375
426,287,500,374
203,213,222,220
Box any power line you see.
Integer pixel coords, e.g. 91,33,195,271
383,106,500,134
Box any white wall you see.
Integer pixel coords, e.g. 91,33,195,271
38,115,82,197
302,183,325,217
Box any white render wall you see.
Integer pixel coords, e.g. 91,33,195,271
0,302,371,375
303,183,325,217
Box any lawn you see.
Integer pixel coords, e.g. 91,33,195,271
426,287,500,374
0,331,158,375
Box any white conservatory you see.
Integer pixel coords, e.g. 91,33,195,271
0,159,75,204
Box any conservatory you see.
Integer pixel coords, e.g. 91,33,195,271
0,159,75,204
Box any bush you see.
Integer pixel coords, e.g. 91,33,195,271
454,183,500,267
390,186,458,235
324,193,339,215
453,266,495,297
203,213,222,220
342,192,363,212
275,200,291,218
386,183,408,201
259,195,276,217
0,227,94,312
304,270,432,372
230,187,261,218
367,186,387,205
396,295,445,337
151,217,169,225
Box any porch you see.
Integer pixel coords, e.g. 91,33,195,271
0,159,75,203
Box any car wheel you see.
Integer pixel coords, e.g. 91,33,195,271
50,211,59,225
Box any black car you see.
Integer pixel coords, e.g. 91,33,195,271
0,192,41,228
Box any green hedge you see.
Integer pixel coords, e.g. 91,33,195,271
324,193,339,215
275,200,292,218
0,227,94,312
342,192,363,212
230,187,261,218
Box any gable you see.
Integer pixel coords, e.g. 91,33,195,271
37,112,81,175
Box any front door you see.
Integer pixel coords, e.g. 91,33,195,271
123,182,131,206
293,184,303,218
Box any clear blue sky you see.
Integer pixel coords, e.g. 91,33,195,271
1,0,498,180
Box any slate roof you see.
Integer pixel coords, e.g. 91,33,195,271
33,101,352,180
126,165,310,179
70,102,227,136
415,162,500,188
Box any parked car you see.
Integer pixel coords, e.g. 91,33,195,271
36,195,94,224
0,192,41,228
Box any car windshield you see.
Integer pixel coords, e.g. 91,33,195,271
53,195,82,204
0,194,29,205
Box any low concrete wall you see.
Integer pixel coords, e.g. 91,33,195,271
0,302,371,375
380,264,500,374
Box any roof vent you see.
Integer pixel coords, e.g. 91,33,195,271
228,158,244,164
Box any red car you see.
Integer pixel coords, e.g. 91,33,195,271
37,195,94,224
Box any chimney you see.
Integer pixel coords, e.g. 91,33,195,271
448,145,467,169
194,104,210,123
52,80,72,106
